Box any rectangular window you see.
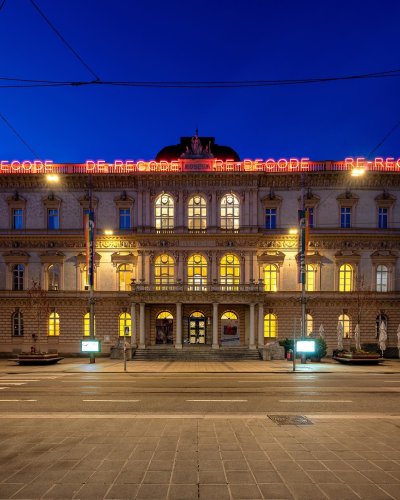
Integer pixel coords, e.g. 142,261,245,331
340,207,351,228
12,209,24,229
48,209,59,230
307,207,314,228
265,208,277,229
119,208,131,230
378,207,388,229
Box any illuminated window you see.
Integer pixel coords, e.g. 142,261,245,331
306,313,313,336
83,312,96,337
118,264,133,291
48,312,60,336
12,264,24,291
187,254,207,290
221,311,238,320
264,313,277,338
119,312,132,336
12,310,23,336
220,254,240,290
220,194,240,230
157,311,173,320
339,264,353,292
306,264,315,292
264,264,278,292
156,311,174,344
188,196,207,230
376,265,388,292
155,194,174,230
339,314,351,338
155,254,175,289
12,209,24,229
47,264,60,291
265,208,277,229
81,265,97,291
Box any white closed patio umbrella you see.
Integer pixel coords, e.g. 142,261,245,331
318,324,325,339
379,321,387,357
337,321,344,351
354,324,361,351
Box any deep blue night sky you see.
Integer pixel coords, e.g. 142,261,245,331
1,0,399,161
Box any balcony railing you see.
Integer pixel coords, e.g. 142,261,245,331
131,280,265,293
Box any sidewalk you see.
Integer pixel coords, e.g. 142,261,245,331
1,357,400,374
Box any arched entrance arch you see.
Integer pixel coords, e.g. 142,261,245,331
188,311,206,344
156,311,174,344
221,311,240,346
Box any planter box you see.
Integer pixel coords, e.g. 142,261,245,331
11,353,64,365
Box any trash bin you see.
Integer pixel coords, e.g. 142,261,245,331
286,349,293,361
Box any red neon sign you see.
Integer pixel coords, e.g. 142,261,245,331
0,157,399,174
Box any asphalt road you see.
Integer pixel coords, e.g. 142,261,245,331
0,371,399,416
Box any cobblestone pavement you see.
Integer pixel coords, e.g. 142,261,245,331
1,415,399,500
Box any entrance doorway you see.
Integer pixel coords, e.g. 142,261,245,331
188,311,206,344
156,311,174,344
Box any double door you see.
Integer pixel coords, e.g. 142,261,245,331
189,316,206,344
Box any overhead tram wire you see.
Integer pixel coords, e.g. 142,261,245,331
0,111,41,158
0,67,400,89
28,0,100,82
368,119,400,158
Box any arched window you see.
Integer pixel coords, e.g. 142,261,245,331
376,314,388,339
188,195,207,230
155,254,175,289
119,312,132,337
306,264,315,292
306,313,313,336
48,312,60,336
264,264,278,292
118,264,133,291
221,311,238,320
47,264,60,291
376,265,388,292
339,314,351,338
220,254,240,290
187,254,207,290
12,310,23,336
220,194,240,230
339,264,353,292
12,264,24,291
84,312,96,337
81,265,97,291
264,313,277,338
155,194,174,230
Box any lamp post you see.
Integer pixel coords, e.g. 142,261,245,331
299,174,307,362
86,174,96,364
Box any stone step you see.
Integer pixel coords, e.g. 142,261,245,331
133,347,261,361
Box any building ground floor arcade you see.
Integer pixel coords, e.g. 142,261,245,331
0,291,399,357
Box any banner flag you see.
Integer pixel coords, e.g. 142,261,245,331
84,210,95,287
298,209,306,285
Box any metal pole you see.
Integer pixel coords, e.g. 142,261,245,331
293,318,296,372
88,174,95,364
300,174,307,363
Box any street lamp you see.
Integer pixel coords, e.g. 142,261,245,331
85,174,96,364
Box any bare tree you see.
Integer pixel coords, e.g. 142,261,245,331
28,280,49,354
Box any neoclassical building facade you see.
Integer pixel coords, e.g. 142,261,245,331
0,135,399,356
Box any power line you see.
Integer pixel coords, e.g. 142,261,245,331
28,0,100,82
368,119,400,158
0,111,41,157
0,67,400,89
0,0,7,11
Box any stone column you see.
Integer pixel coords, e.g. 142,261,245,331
130,303,137,348
212,302,219,349
175,302,182,349
257,302,264,347
249,303,256,350
139,302,146,349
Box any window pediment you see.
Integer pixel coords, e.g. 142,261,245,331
111,252,137,266
375,192,396,208
257,251,285,266
78,195,99,210
370,250,397,265
334,250,360,264
7,192,26,209
39,251,65,264
337,191,359,208
76,252,102,265
261,194,282,209
114,192,134,208
3,251,30,264
42,193,62,209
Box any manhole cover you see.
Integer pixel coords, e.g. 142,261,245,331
268,415,313,426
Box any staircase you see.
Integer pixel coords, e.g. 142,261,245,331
133,346,261,361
